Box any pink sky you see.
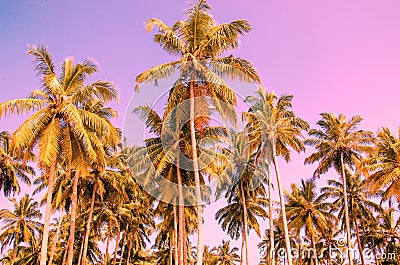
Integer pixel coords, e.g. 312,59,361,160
1,0,400,263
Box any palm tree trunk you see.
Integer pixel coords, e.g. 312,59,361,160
189,80,204,265
40,161,56,265
340,152,354,265
62,244,68,265
126,234,132,265
11,234,19,265
77,238,84,265
183,217,188,265
119,228,128,265
49,212,64,265
272,145,293,265
104,224,111,265
170,239,174,265
240,227,245,265
66,170,80,265
81,182,98,265
240,179,250,265
268,169,276,265
177,162,185,265
298,232,302,265
354,219,365,265
112,224,121,265
173,204,179,265
311,233,318,265
372,246,378,265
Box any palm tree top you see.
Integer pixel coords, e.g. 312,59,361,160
305,112,375,176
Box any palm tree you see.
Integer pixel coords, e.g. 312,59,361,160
215,130,267,265
136,1,260,264
0,194,42,265
285,178,337,265
215,240,241,265
363,127,400,201
80,144,127,265
0,131,34,197
203,245,218,265
376,208,400,265
258,220,297,265
305,113,375,265
0,45,119,265
133,105,229,265
244,87,309,265
320,173,381,265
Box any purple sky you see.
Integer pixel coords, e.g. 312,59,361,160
1,0,400,263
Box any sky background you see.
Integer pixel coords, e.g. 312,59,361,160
1,0,400,264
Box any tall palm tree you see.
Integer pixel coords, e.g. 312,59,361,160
133,105,229,265
363,127,400,201
0,45,119,265
0,131,34,197
216,130,267,265
285,178,337,265
0,194,42,265
320,173,381,265
244,87,309,265
136,1,260,264
305,113,375,265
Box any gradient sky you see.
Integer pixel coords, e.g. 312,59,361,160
1,0,400,263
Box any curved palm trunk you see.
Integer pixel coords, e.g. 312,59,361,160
354,220,365,265
340,152,354,265
49,212,64,265
272,146,293,265
240,179,250,265
268,169,276,265
104,224,112,265
66,171,80,265
189,80,204,265
173,204,179,265
177,163,185,265
112,224,121,265
39,161,56,265
81,182,98,265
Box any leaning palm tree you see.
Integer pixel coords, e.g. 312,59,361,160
363,127,400,202
135,1,260,264
0,45,119,265
285,178,337,265
304,113,375,265
0,131,34,197
0,194,42,265
244,87,309,265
